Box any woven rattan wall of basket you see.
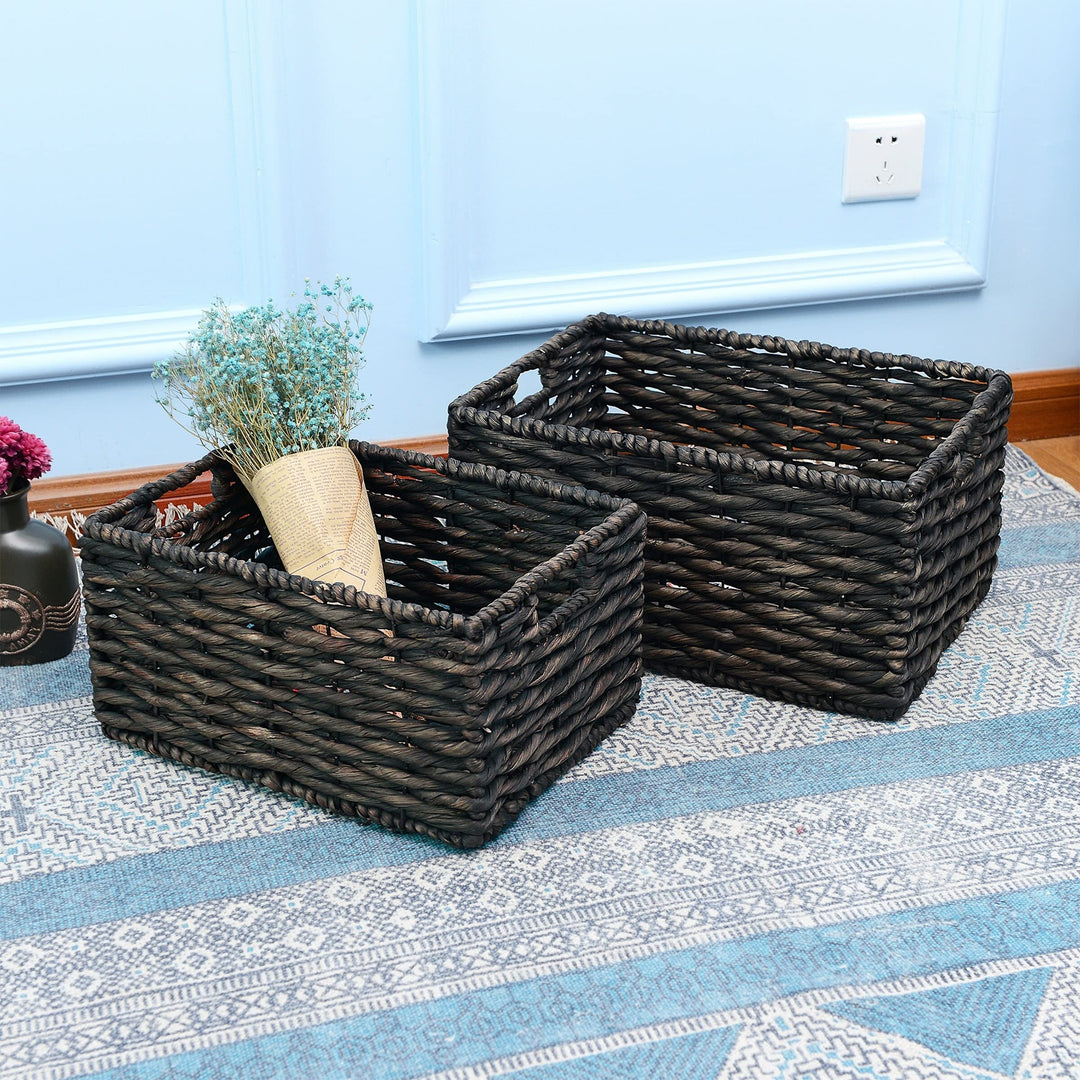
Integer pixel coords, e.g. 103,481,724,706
448,313,1013,721
80,443,645,848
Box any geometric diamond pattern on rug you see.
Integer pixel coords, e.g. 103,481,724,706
3,448,1078,1080
504,1025,742,1079
822,967,1056,1076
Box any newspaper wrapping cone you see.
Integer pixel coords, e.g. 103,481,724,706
246,445,386,595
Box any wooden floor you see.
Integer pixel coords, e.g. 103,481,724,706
1019,435,1080,489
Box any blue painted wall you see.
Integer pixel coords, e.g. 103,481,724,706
1,0,1077,477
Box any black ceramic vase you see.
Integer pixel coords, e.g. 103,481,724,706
0,480,80,665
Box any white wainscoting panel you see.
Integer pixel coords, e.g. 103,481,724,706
418,0,1006,342
0,0,286,387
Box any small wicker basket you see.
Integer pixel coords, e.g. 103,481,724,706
80,443,645,848
448,313,1012,720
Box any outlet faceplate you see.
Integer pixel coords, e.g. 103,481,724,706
842,114,925,203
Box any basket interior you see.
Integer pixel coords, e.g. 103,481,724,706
508,327,992,483
152,453,608,623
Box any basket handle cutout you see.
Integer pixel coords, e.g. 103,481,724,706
532,560,602,641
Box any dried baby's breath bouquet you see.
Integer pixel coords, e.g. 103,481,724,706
155,277,371,481
153,277,386,595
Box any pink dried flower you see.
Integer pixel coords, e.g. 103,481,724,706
13,430,51,481
0,416,20,453
0,417,52,493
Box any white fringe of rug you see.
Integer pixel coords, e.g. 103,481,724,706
32,504,203,549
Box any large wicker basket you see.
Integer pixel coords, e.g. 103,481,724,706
80,443,645,848
448,313,1012,721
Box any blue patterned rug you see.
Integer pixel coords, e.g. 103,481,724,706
2,445,1079,1079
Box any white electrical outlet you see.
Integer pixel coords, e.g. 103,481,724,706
842,114,925,203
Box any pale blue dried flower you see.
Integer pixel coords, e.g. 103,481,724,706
152,277,373,480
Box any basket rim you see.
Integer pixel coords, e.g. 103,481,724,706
447,312,1013,501
80,441,644,642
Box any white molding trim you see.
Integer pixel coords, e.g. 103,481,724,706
224,0,290,303
0,310,218,386
432,241,983,342
419,0,1006,343
415,0,472,345
0,0,284,387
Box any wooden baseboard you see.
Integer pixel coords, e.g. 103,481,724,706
26,366,1080,527
1006,368,1080,442
27,434,450,524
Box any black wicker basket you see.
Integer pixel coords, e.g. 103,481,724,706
80,443,645,848
448,313,1012,721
